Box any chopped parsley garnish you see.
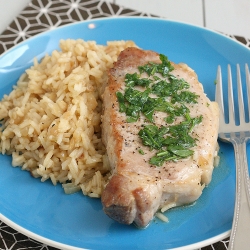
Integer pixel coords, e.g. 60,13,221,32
138,149,145,155
171,90,199,104
116,53,202,166
116,92,126,112
125,73,152,87
138,54,174,77
151,75,189,97
138,115,202,166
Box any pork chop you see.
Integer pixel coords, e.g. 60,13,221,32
101,47,219,228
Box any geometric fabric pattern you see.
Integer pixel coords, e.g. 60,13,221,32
0,0,154,54
0,0,248,249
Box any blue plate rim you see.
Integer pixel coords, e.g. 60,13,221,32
0,213,230,250
0,16,249,250
1,16,249,59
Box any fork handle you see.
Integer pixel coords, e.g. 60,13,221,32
229,139,250,250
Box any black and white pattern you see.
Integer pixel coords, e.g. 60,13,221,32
0,0,249,249
0,0,153,54
0,221,57,250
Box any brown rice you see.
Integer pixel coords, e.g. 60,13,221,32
0,39,137,198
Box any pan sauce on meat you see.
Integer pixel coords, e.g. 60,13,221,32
101,47,219,228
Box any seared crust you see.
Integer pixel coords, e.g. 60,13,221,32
102,175,137,224
101,47,219,227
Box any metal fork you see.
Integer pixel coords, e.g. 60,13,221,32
215,64,250,250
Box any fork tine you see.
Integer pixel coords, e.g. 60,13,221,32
228,65,235,125
236,64,245,124
217,64,250,250
215,66,225,126
246,64,250,121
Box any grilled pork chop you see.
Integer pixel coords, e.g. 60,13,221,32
101,47,219,227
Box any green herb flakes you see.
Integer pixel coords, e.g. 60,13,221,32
116,53,202,166
138,149,145,155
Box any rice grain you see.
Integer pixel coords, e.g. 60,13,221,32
0,39,137,197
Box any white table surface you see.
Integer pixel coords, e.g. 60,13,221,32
0,0,31,34
0,0,250,39
114,0,250,39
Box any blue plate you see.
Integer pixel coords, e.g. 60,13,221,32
0,17,250,250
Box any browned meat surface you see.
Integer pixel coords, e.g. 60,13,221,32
101,47,219,227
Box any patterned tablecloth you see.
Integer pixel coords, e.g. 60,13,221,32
0,1,250,249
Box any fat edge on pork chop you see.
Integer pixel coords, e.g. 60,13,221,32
101,47,219,228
